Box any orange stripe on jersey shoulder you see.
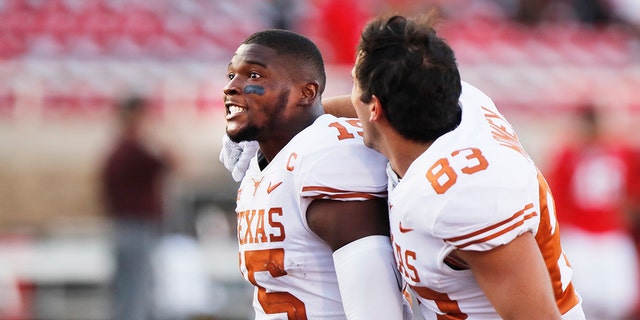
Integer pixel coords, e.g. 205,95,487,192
307,193,379,200
302,186,387,197
445,203,537,249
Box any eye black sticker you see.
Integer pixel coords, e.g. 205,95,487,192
244,85,265,96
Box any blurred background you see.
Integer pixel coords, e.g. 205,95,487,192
0,0,639,319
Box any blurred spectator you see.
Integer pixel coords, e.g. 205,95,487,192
572,0,614,25
506,0,551,24
264,0,299,30
627,139,640,319
0,264,23,320
546,104,639,319
510,0,615,25
315,0,372,64
100,96,177,320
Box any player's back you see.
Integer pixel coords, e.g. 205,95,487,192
236,114,388,319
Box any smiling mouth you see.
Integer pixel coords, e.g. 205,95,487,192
226,104,247,117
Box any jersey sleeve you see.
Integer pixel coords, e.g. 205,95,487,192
434,184,541,252
299,143,388,201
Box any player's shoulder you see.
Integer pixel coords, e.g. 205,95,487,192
305,114,362,141
460,81,494,106
404,133,538,210
279,114,386,173
402,169,540,244
287,115,388,194
293,114,379,154
451,82,533,173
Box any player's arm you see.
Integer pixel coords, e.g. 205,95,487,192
454,232,562,320
323,95,357,118
306,198,405,320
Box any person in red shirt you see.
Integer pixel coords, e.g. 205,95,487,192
101,96,176,320
316,0,370,65
546,104,639,319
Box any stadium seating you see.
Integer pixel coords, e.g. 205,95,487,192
0,0,637,119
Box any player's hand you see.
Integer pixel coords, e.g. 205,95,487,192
219,134,259,182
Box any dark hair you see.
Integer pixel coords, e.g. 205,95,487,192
577,104,598,125
118,96,146,113
116,95,148,122
243,29,326,94
355,13,462,143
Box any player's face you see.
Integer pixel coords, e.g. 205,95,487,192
224,43,292,143
350,62,380,152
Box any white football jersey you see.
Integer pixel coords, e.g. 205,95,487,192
236,114,388,320
388,82,582,319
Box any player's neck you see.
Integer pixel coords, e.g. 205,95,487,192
385,135,431,179
258,138,291,164
259,107,323,163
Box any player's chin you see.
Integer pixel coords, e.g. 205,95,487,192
225,121,243,136
362,136,374,149
226,124,258,143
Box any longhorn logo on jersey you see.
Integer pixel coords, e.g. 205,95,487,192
251,177,264,197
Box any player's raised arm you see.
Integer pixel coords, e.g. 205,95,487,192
323,95,357,118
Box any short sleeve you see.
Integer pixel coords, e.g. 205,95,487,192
434,185,540,252
299,143,388,201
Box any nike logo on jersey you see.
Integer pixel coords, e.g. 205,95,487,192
399,221,414,233
267,181,283,194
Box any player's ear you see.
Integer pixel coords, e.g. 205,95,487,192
370,95,383,122
300,82,319,105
